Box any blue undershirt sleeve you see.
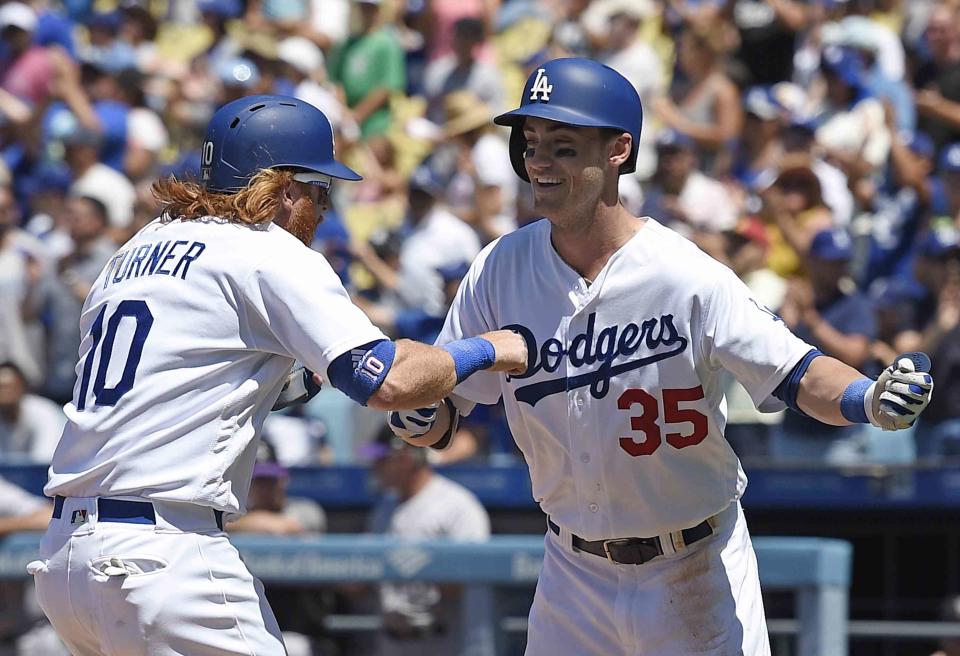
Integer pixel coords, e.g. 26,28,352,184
772,348,823,416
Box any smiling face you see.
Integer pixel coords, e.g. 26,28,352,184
521,117,629,230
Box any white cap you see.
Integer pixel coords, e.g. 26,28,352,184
0,2,37,32
277,36,324,76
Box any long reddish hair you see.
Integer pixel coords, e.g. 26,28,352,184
151,169,293,224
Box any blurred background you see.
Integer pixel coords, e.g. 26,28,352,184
0,0,960,653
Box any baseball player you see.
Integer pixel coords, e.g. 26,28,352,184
388,59,935,655
28,95,527,656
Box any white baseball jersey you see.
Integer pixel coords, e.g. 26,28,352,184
45,217,386,513
436,218,812,540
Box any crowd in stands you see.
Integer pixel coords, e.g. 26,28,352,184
1,0,960,476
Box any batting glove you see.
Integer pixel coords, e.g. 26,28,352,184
868,356,934,431
388,403,440,439
272,363,322,411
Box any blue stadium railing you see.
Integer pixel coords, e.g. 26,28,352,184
3,462,960,509
0,532,851,655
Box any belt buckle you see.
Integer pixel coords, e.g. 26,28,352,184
601,538,635,563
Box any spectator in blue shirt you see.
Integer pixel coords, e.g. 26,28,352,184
774,228,879,462
861,128,947,288
894,225,960,460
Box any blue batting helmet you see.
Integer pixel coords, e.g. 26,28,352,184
493,58,642,182
200,95,361,193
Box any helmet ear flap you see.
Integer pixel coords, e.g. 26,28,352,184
508,127,530,182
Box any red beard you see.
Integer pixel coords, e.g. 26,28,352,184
284,199,319,246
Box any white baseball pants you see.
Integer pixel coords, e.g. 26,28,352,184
525,502,771,656
30,496,286,656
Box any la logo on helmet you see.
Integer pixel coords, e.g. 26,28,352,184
529,69,553,102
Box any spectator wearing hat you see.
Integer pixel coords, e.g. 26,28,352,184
893,224,960,460
394,163,480,317
914,3,960,153
438,90,517,243
228,440,326,535
642,129,738,236
654,26,744,174
760,152,835,278
422,17,503,125
859,119,947,289
815,46,891,177
774,228,878,462
0,2,56,105
805,7,912,130
327,0,406,141
0,360,65,463
25,196,114,404
365,428,490,656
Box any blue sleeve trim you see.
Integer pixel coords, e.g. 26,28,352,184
841,377,873,423
442,337,496,384
327,339,396,406
773,349,823,416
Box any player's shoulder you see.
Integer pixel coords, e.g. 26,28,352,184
632,219,745,304
472,218,549,266
641,218,732,277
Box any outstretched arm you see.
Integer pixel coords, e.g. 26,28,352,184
326,331,526,412
784,351,934,430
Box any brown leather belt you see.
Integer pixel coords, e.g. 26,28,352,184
547,517,713,565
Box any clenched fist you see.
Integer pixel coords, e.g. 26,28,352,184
869,355,934,431
480,329,528,376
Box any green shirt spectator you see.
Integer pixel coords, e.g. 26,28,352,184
329,24,405,140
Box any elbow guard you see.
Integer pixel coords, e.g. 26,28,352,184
326,339,396,406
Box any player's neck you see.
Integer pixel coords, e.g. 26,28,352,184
549,204,644,281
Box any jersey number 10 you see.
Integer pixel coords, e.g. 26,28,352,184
618,386,708,456
77,300,154,411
